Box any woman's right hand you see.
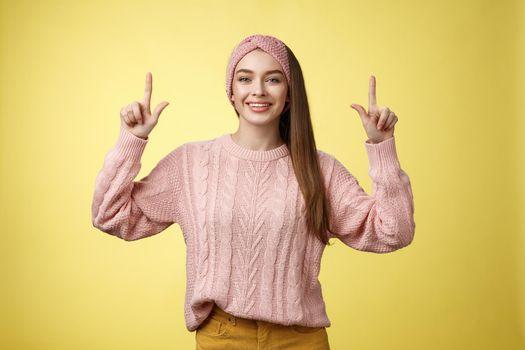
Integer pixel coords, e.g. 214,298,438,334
120,72,170,140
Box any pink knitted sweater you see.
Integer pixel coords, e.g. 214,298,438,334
91,126,415,331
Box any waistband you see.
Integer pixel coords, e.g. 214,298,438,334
209,303,274,328
208,303,326,332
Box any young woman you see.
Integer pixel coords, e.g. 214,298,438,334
92,33,415,350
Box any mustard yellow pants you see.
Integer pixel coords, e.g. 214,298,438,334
195,303,331,350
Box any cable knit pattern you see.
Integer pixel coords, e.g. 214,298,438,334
287,196,307,322
91,126,415,331
214,153,238,301
194,142,211,298
259,156,288,320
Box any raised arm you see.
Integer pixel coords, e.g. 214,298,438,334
91,72,182,241
91,126,184,241
327,136,415,253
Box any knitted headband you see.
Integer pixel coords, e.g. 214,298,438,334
225,34,291,106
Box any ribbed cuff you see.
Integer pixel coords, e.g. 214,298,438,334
113,126,148,161
364,136,400,172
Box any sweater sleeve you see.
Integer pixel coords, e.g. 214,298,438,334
327,136,415,253
91,126,184,241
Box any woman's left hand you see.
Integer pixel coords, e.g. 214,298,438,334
350,75,398,144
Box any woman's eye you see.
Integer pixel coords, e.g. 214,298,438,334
237,77,280,83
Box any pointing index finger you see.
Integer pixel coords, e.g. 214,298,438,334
143,72,152,110
368,75,377,109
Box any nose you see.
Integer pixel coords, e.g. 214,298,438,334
251,79,266,96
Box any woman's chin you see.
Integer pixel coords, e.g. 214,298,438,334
240,113,280,126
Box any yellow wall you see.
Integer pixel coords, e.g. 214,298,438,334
517,0,525,346
1,0,523,349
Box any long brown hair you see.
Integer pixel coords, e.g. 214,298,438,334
232,45,335,246
281,45,335,246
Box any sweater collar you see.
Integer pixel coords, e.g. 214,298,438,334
218,133,289,161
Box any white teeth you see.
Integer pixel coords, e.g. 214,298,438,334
249,103,270,107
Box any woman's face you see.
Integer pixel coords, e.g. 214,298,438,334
231,49,289,127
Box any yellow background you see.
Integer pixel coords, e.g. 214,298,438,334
1,0,523,349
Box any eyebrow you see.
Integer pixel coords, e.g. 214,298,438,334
235,69,284,76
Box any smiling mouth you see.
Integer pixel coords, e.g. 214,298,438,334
247,103,272,112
